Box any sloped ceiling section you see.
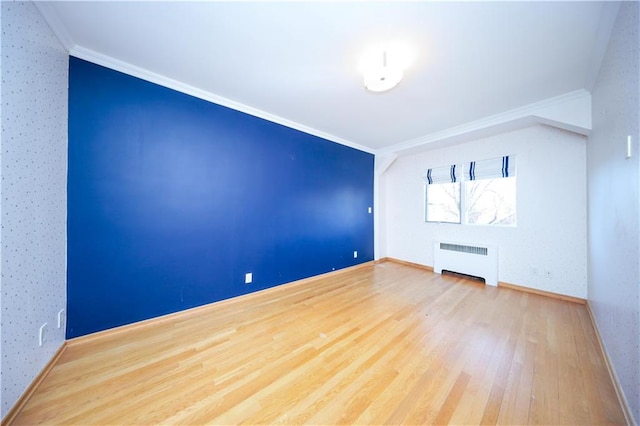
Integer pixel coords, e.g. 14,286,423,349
35,1,620,155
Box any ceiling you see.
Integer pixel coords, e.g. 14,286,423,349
37,1,616,154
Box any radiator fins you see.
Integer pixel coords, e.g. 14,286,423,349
439,243,488,256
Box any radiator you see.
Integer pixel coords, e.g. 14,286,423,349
433,241,498,286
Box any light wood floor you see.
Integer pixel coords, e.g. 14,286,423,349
11,262,625,425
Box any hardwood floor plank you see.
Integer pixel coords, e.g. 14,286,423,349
9,263,626,425
434,371,472,425
480,308,522,425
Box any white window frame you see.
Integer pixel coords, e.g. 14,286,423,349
424,156,516,227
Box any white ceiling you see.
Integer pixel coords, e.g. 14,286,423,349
37,1,615,154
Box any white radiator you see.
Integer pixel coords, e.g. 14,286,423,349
433,241,498,286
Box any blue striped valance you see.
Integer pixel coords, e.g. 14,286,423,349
467,156,515,181
425,165,458,184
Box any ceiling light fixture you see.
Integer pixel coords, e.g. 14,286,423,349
359,43,413,92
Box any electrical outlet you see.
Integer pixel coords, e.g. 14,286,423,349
39,323,47,347
245,273,253,284
353,251,358,258
57,309,65,329
368,207,372,214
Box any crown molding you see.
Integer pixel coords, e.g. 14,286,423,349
33,1,76,51
378,89,592,156
30,1,600,160
69,46,375,155
34,2,373,153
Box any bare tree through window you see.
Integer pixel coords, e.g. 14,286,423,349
465,177,516,225
426,182,460,223
425,177,516,225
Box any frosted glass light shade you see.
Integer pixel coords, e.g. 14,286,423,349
359,43,412,92
363,66,404,92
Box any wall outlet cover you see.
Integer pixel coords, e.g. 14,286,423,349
39,323,47,347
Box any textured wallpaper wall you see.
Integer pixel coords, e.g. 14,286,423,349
588,2,640,423
0,1,68,418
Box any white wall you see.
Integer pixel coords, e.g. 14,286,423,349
380,124,587,298
0,1,68,419
588,1,639,423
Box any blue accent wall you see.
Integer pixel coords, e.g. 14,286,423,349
67,57,374,338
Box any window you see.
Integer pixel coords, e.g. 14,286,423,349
465,177,516,225
426,182,460,223
425,165,460,223
425,156,516,226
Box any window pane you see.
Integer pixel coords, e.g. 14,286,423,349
465,177,516,225
426,182,460,223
